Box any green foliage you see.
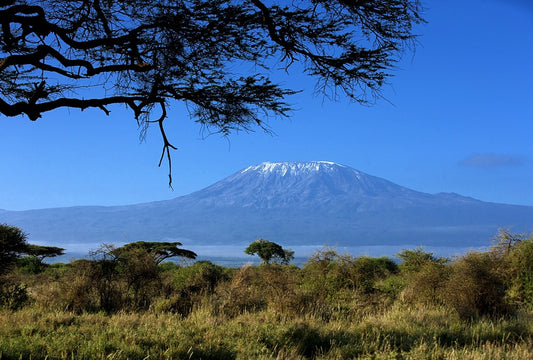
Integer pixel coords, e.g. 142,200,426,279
397,246,449,273
24,244,65,260
16,245,66,275
173,261,228,294
0,223,28,275
112,241,197,265
0,282,28,310
1,1,424,186
16,256,48,275
401,261,451,306
489,229,533,308
303,248,398,297
244,238,293,265
2,231,533,358
506,238,533,307
444,251,510,319
157,261,229,315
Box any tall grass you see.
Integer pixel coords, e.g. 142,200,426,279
1,235,532,359
1,304,531,359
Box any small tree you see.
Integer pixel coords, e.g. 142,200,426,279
112,241,197,309
18,244,66,274
24,244,65,262
396,246,449,273
112,241,197,265
0,224,28,275
244,238,293,265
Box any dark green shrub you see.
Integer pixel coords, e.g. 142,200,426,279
376,274,408,299
17,256,48,275
159,261,180,272
0,224,28,275
174,261,228,295
350,256,398,293
0,278,29,310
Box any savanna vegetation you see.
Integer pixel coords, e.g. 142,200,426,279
0,228,532,359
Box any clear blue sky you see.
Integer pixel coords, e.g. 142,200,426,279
1,0,532,211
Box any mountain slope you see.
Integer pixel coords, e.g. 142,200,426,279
1,161,531,250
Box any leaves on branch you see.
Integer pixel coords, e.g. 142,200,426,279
0,0,424,184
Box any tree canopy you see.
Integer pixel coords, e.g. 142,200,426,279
24,244,65,261
245,238,294,265
0,223,28,274
112,241,197,264
1,0,423,183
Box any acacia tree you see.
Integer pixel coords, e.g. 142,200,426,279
16,244,65,274
111,241,197,308
245,238,293,265
24,244,65,261
112,241,197,265
0,0,424,184
0,223,28,275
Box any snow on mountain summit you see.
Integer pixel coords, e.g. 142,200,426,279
187,161,434,209
242,161,348,177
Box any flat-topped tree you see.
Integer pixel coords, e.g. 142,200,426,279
25,244,65,262
0,0,424,185
112,241,197,265
245,238,294,265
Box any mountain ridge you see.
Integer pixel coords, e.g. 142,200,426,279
0,161,531,251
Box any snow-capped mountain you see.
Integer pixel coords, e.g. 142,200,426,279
1,161,532,251
181,161,438,209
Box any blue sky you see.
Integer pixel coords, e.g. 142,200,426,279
1,0,532,211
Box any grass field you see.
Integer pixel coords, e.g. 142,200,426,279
1,232,532,359
1,304,531,359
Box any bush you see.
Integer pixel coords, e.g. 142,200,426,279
17,256,48,275
155,261,229,316
173,261,228,295
506,239,533,307
401,261,450,306
443,251,511,319
0,279,29,310
397,247,449,273
491,231,533,308
215,265,267,317
302,248,398,297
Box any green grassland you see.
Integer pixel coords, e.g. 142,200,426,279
1,231,532,359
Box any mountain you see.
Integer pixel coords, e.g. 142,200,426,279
1,161,532,254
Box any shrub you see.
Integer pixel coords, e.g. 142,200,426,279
401,261,451,306
173,261,228,295
397,246,449,273
505,238,533,307
302,248,398,297
490,230,533,308
155,261,229,316
0,278,29,310
215,265,267,317
443,251,511,319
17,256,48,275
